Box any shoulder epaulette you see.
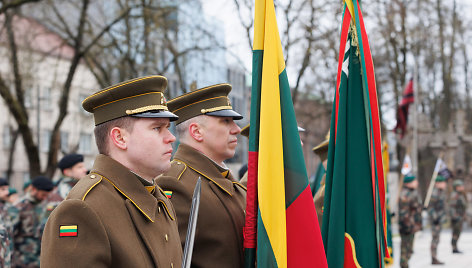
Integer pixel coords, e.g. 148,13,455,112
167,160,187,181
66,173,103,201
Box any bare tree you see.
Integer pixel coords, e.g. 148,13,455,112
0,0,129,177
82,0,221,97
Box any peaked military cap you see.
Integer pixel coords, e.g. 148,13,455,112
82,75,178,125
313,131,330,161
240,124,303,138
167,83,243,125
57,154,84,171
240,124,250,137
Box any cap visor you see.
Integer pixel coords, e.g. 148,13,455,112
131,110,179,121
206,109,243,120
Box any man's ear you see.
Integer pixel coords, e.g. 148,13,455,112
188,122,204,142
109,127,128,150
63,168,72,177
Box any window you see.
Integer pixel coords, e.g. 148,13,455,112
23,172,30,184
3,126,11,150
60,131,69,152
24,87,33,108
79,94,89,115
78,133,92,155
41,130,52,153
42,87,52,110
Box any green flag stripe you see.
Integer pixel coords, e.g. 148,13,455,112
249,50,263,152
257,209,278,267
278,69,309,207
60,229,77,233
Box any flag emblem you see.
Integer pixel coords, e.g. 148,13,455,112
164,191,173,199
59,225,78,237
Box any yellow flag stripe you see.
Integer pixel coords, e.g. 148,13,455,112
258,0,287,267
60,225,77,230
253,0,265,50
345,0,355,23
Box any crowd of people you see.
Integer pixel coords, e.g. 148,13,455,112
0,153,87,267
398,172,468,267
0,74,469,267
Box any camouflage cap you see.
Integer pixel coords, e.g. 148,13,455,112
82,75,178,126
167,83,243,125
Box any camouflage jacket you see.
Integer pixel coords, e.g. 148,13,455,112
398,186,423,234
428,188,446,225
449,189,467,222
0,207,12,268
11,193,44,268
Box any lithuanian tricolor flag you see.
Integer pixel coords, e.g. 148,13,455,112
243,0,327,267
59,225,78,237
321,0,389,267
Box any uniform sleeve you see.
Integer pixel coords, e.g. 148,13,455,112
156,175,193,247
40,199,111,268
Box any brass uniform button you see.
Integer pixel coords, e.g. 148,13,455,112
158,207,161,213
90,175,96,179
165,234,168,242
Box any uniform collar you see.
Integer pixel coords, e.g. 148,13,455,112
173,143,236,195
90,154,159,222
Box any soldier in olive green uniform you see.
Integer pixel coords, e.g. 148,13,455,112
428,175,447,265
11,176,53,268
449,179,467,253
157,84,246,268
398,174,422,268
312,132,329,229
41,76,183,268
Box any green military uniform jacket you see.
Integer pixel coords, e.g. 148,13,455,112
41,155,182,268
157,144,247,268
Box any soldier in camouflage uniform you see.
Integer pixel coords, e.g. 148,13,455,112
449,179,467,253
0,178,12,267
39,154,88,233
11,176,53,268
1,212,12,268
428,175,447,265
398,174,422,268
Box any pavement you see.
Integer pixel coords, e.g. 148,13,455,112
390,228,472,267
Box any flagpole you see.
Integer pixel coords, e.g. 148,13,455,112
395,147,410,206
412,63,419,178
423,152,444,208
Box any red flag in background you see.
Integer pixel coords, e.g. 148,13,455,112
394,79,414,138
